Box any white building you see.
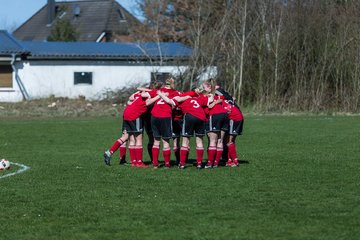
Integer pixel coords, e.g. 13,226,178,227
0,31,193,102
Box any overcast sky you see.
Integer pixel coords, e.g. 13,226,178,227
0,0,141,32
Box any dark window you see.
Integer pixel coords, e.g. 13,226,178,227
0,65,13,88
151,72,170,84
74,72,92,85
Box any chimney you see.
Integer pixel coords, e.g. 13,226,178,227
47,0,55,25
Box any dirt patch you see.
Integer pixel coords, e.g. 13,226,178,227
0,97,126,118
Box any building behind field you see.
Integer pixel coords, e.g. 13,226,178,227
0,30,194,102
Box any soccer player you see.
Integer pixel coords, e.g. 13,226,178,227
138,81,163,163
172,88,213,169
103,91,160,167
143,77,179,168
223,99,244,167
202,79,229,168
214,82,238,163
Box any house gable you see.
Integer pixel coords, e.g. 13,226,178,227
13,0,143,42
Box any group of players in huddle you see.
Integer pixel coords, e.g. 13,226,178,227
103,76,244,169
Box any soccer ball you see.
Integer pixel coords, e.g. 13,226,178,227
0,159,11,170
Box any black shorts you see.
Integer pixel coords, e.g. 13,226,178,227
151,116,173,139
207,113,228,132
228,120,244,136
172,119,183,138
123,118,143,134
142,112,152,135
181,113,205,137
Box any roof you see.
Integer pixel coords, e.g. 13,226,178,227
0,30,29,55
13,0,142,42
0,30,192,61
20,41,192,60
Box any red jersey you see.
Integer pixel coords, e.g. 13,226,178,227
178,95,208,121
208,95,227,116
223,100,244,121
149,88,179,118
123,93,148,121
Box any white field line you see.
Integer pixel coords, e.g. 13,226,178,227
0,162,30,179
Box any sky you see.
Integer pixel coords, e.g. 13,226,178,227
0,0,141,32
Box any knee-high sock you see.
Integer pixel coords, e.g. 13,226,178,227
109,138,124,154
129,145,137,165
214,147,223,165
163,147,171,167
207,146,217,165
196,147,204,165
180,146,189,166
152,145,160,166
227,143,238,161
135,145,143,164
119,142,127,161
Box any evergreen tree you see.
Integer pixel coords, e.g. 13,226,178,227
47,19,77,42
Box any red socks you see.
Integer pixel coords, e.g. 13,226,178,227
207,146,217,165
163,148,171,167
119,143,126,161
135,145,143,164
129,145,137,165
214,147,223,166
227,143,238,161
109,138,124,154
180,146,189,166
152,145,160,166
196,147,204,165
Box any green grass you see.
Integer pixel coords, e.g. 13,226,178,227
1,115,360,240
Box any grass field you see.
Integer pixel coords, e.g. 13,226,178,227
1,115,360,240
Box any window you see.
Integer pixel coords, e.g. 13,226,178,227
74,72,92,85
0,65,13,88
151,72,171,84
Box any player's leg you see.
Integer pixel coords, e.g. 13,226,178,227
144,114,154,162
160,117,173,168
151,116,161,168
128,134,137,166
119,141,127,164
172,119,182,165
206,131,218,168
195,136,204,168
227,120,243,167
103,129,128,166
214,130,225,167
135,133,148,168
119,124,127,164
179,137,190,168
162,138,172,168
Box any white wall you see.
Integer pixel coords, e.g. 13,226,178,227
0,60,188,102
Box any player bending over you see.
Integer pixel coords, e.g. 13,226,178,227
103,90,159,167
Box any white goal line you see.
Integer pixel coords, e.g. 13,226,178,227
0,162,30,180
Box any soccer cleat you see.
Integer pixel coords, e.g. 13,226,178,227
226,160,234,167
213,164,218,168
196,164,202,169
178,165,185,169
137,162,149,168
233,159,239,167
119,158,128,165
204,164,212,169
103,150,111,166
